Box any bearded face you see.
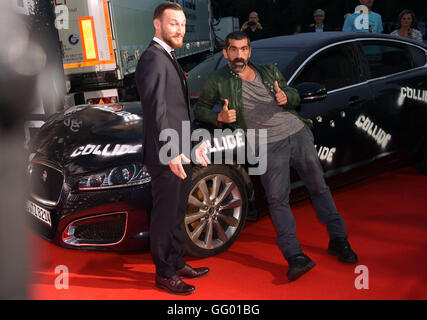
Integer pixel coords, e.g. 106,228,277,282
161,27,184,49
223,38,251,73
229,57,249,73
154,9,186,49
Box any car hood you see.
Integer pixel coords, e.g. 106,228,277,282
31,102,143,174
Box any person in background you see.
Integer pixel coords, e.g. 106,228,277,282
306,9,333,32
344,13,352,22
390,9,423,42
342,0,383,33
336,13,352,31
240,11,266,41
294,25,303,34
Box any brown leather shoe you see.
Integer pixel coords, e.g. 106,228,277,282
155,274,195,295
176,264,210,279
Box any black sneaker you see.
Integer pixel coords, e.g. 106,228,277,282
286,254,316,282
328,237,358,263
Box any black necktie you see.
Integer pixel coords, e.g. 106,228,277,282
170,50,178,63
171,50,182,72
171,50,187,88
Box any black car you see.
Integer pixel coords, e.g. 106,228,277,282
27,32,427,257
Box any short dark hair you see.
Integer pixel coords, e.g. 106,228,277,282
153,2,183,20
224,32,251,49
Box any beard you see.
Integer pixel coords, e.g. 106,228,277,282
162,30,184,49
229,58,248,73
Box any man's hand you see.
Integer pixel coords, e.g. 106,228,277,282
168,154,191,180
195,141,211,167
217,99,237,123
274,81,288,106
240,21,249,31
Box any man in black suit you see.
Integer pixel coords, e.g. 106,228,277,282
135,2,210,295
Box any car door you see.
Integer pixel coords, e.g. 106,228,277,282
357,39,427,158
290,42,374,173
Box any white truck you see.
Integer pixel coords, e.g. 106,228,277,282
213,16,240,44
55,0,214,105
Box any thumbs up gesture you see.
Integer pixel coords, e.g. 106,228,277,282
274,81,288,106
217,99,237,123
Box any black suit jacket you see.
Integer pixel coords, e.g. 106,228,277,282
306,24,334,32
136,42,191,166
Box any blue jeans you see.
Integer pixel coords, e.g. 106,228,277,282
260,126,347,260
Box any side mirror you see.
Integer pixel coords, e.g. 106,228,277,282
295,82,327,103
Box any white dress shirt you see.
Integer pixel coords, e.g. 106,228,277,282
315,24,324,32
153,37,173,58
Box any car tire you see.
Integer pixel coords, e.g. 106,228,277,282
183,165,248,258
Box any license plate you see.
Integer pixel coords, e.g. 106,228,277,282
26,200,52,227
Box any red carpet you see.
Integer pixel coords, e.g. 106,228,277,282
28,167,427,300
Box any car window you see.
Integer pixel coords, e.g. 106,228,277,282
361,41,413,78
292,44,359,91
188,51,223,73
408,46,427,67
217,48,303,72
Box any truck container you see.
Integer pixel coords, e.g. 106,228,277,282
55,0,214,104
213,16,240,44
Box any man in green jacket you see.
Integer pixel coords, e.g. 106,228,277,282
194,32,358,282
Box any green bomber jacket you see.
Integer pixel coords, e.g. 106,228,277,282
194,61,310,130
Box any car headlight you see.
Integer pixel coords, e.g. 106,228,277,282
77,164,151,191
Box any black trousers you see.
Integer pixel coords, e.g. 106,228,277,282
260,127,347,260
146,164,192,278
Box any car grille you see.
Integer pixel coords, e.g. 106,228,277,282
30,162,63,206
62,212,127,246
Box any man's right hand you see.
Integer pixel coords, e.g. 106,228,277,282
217,99,236,123
168,154,191,180
240,21,249,31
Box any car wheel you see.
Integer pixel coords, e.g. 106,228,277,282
183,165,248,258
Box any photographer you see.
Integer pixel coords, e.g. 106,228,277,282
240,12,266,41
